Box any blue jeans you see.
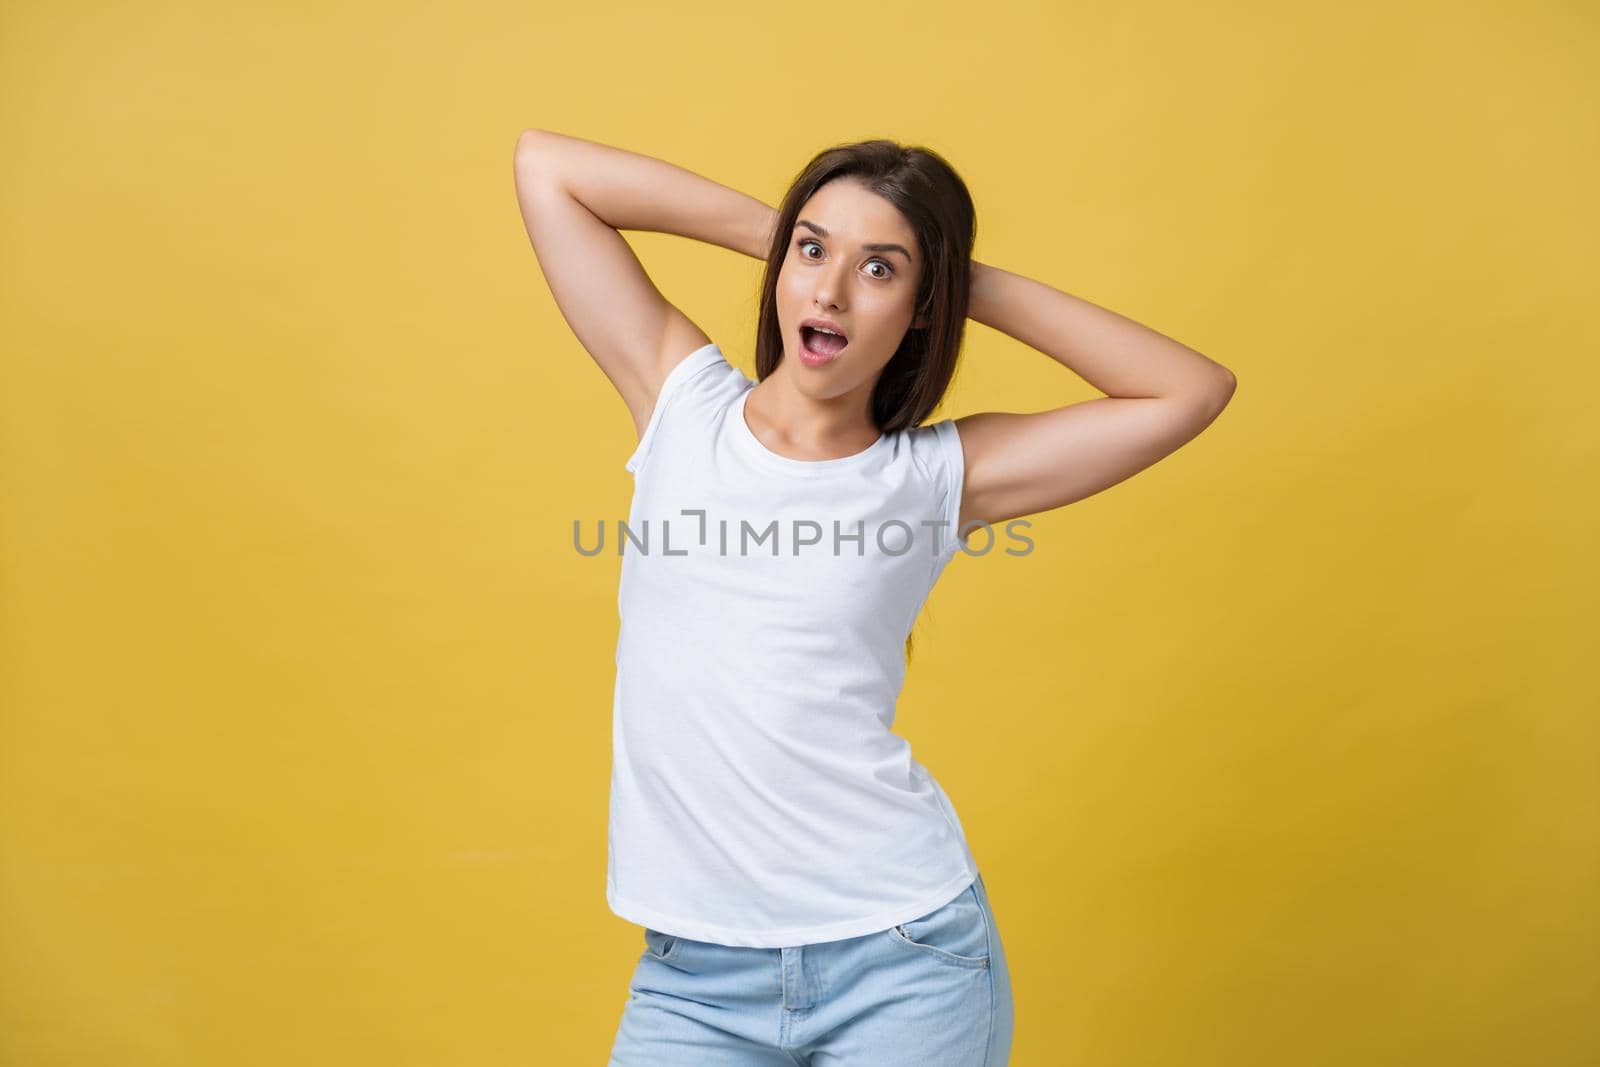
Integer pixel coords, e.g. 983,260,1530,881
607,872,1013,1065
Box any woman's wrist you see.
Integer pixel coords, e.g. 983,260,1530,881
967,260,1000,326
746,205,781,261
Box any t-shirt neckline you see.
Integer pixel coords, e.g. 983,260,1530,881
732,385,891,475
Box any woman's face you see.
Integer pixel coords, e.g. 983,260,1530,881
775,178,926,403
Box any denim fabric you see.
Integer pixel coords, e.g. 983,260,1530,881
607,872,1013,1065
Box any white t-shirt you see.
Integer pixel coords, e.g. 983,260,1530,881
605,341,978,948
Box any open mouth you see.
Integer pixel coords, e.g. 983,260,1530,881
800,325,849,358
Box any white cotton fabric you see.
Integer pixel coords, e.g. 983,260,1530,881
606,341,977,948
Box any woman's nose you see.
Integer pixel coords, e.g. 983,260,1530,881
812,266,847,310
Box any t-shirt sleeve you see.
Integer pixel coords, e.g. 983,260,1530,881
623,342,726,475
931,418,967,556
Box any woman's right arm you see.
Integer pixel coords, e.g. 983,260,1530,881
512,129,777,439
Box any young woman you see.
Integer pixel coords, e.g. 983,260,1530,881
513,130,1236,1066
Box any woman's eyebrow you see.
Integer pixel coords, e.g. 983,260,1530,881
795,219,912,263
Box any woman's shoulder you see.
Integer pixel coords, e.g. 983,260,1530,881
901,415,961,484
624,342,746,475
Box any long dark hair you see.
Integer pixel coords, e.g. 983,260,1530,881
754,140,977,663
753,139,977,435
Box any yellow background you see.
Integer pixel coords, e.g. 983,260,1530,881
2,1,1595,1064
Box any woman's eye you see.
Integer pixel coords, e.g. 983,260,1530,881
796,239,893,279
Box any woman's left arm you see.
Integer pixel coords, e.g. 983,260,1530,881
952,260,1237,537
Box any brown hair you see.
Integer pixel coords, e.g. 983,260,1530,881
753,139,977,663
752,139,977,435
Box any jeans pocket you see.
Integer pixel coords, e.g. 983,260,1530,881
642,927,682,963
884,881,991,970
